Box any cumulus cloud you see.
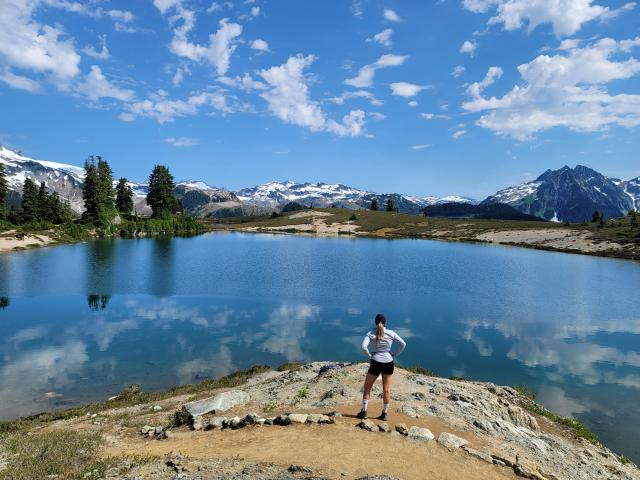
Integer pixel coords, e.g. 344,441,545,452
163,137,200,147
120,89,231,123
383,8,403,22
218,73,268,91
462,0,633,36
368,28,393,48
155,0,243,76
0,1,81,84
452,130,466,139
327,90,383,107
77,65,135,102
0,68,41,92
258,54,366,136
390,82,429,98
345,54,408,88
463,37,640,139
250,39,270,52
452,65,466,78
460,40,477,56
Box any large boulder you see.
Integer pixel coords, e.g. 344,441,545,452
184,390,250,417
437,432,468,449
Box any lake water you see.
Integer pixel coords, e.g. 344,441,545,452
1,233,639,460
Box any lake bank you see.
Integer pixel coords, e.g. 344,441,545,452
206,208,640,261
1,362,637,480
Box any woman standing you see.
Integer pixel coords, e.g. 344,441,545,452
358,313,406,421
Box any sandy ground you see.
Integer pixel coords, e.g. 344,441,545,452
105,403,513,480
249,210,359,236
475,229,625,252
0,231,54,253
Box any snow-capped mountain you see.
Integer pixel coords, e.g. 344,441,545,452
0,146,238,215
235,181,476,214
482,165,635,222
0,145,86,212
620,177,640,211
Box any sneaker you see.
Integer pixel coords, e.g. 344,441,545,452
356,410,368,420
378,412,388,421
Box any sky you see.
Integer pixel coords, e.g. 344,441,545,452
0,0,639,199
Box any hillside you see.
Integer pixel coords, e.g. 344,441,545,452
424,202,543,221
0,363,636,480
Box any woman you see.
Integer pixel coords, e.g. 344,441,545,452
358,313,406,421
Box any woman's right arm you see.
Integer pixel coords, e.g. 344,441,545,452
361,334,372,358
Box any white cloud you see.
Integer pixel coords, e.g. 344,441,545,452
463,37,640,140
460,40,477,55
81,34,110,60
251,6,260,16
163,137,200,147
250,39,270,52
452,130,467,139
328,90,383,107
411,144,431,150
390,82,429,98
383,8,403,22
351,0,364,17
369,112,386,120
0,1,81,83
368,29,393,48
258,54,366,136
172,66,190,86
466,66,503,100
159,2,243,76
120,89,231,123
0,68,41,92
77,65,135,102
462,0,632,36
452,65,466,78
218,73,268,91
345,54,408,88
207,1,233,14
408,100,418,107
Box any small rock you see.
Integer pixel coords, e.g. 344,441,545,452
306,413,324,423
437,432,468,449
395,423,409,435
493,459,506,467
141,425,153,435
256,418,266,425
327,411,342,417
274,415,291,426
208,416,227,429
378,422,390,433
288,465,312,474
265,417,276,425
407,426,434,441
90,413,98,419
413,392,427,401
429,387,442,395
192,417,204,431
243,412,260,425
357,420,377,432
229,416,242,428
153,405,163,411
462,446,494,464
154,426,164,435
288,413,309,424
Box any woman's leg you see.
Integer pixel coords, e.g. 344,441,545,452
381,373,393,406
362,372,378,401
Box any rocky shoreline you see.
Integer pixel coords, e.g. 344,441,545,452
2,362,636,480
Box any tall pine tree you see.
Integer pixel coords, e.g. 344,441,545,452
37,181,52,221
97,157,115,217
370,198,379,211
21,178,39,223
0,163,7,220
82,157,99,221
386,198,397,212
147,165,178,217
115,178,134,215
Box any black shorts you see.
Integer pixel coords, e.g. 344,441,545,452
368,359,394,376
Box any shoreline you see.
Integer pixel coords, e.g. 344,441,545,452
1,362,637,479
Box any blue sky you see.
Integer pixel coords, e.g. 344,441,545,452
1,0,639,198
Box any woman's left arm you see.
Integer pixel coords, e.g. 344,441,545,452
393,331,406,357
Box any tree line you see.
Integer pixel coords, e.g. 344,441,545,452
0,155,183,229
369,197,398,212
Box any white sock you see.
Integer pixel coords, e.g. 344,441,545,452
383,403,389,413
361,399,369,411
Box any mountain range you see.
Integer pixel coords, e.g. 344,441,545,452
1,145,638,222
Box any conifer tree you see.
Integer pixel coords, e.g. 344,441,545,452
37,181,51,221
370,198,379,211
147,165,178,217
21,178,39,223
115,178,134,214
97,157,115,215
386,198,397,212
83,157,99,220
0,163,7,220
